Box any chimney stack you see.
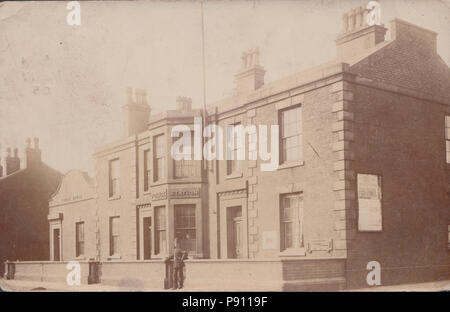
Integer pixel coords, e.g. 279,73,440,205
122,87,151,137
235,48,266,94
25,137,42,168
336,3,387,59
176,96,192,111
5,147,20,175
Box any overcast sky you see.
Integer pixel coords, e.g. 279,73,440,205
0,0,449,174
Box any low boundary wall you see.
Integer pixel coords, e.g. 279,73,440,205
4,260,93,284
4,258,346,291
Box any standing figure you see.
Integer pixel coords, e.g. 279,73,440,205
167,237,188,290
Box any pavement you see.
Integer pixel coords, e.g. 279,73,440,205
2,277,450,292
354,280,450,292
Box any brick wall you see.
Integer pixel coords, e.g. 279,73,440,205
344,19,450,288
347,83,450,288
95,137,139,260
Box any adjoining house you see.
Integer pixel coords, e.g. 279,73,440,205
7,4,450,290
47,170,96,261
0,138,62,276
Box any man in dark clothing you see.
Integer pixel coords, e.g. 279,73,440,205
167,237,187,290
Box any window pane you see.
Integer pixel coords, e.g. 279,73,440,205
175,205,196,253
281,194,303,251
174,132,199,178
227,123,241,174
109,159,120,196
76,222,84,241
155,207,166,230
154,135,165,181
110,217,120,255
110,159,119,179
284,222,293,248
76,222,84,256
155,229,167,254
144,150,151,190
280,106,303,163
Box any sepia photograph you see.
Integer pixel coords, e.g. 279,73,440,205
0,0,449,300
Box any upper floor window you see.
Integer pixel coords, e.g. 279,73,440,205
75,222,85,257
446,116,450,163
280,106,303,164
249,130,257,161
227,122,241,175
154,135,165,182
109,158,120,197
174,132,200,178
280,193,303,251
144,149,151,191
110,216,120,256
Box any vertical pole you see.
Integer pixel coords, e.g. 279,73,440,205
201,1,207,170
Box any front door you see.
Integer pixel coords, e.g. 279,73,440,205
233,215,243,258
53,228,60,261
143,217,152,259
227,206,243,258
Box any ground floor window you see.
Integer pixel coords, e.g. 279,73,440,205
75,221,85,257
175,204,196,253
110,216,120,256
154,206,167,255
280,193,303,251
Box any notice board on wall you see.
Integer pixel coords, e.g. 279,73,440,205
357,174,382,231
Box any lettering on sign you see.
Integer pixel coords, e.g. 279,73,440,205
152,190,168,201
170,188,200,199
307,239,333,253
62,194,84,203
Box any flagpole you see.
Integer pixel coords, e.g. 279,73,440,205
201,1,207,170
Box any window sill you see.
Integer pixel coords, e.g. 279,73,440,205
75,255,86,260
277,160,304,171
108,195,121,201
107,254,121,260
151,180,167,187
226,172,243,180
278,248,306,257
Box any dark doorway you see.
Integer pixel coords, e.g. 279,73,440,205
53,228,60,261
227,206,243,259
143,217,152,259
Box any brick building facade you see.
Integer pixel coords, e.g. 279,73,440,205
44,6,450,289
0,138,62,275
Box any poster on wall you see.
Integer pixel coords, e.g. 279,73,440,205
262,231,277,250
357,174,382,231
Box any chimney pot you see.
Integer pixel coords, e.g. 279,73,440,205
336,2,387,59
26,138,31,149
176,96,192,111
5,147,20,175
